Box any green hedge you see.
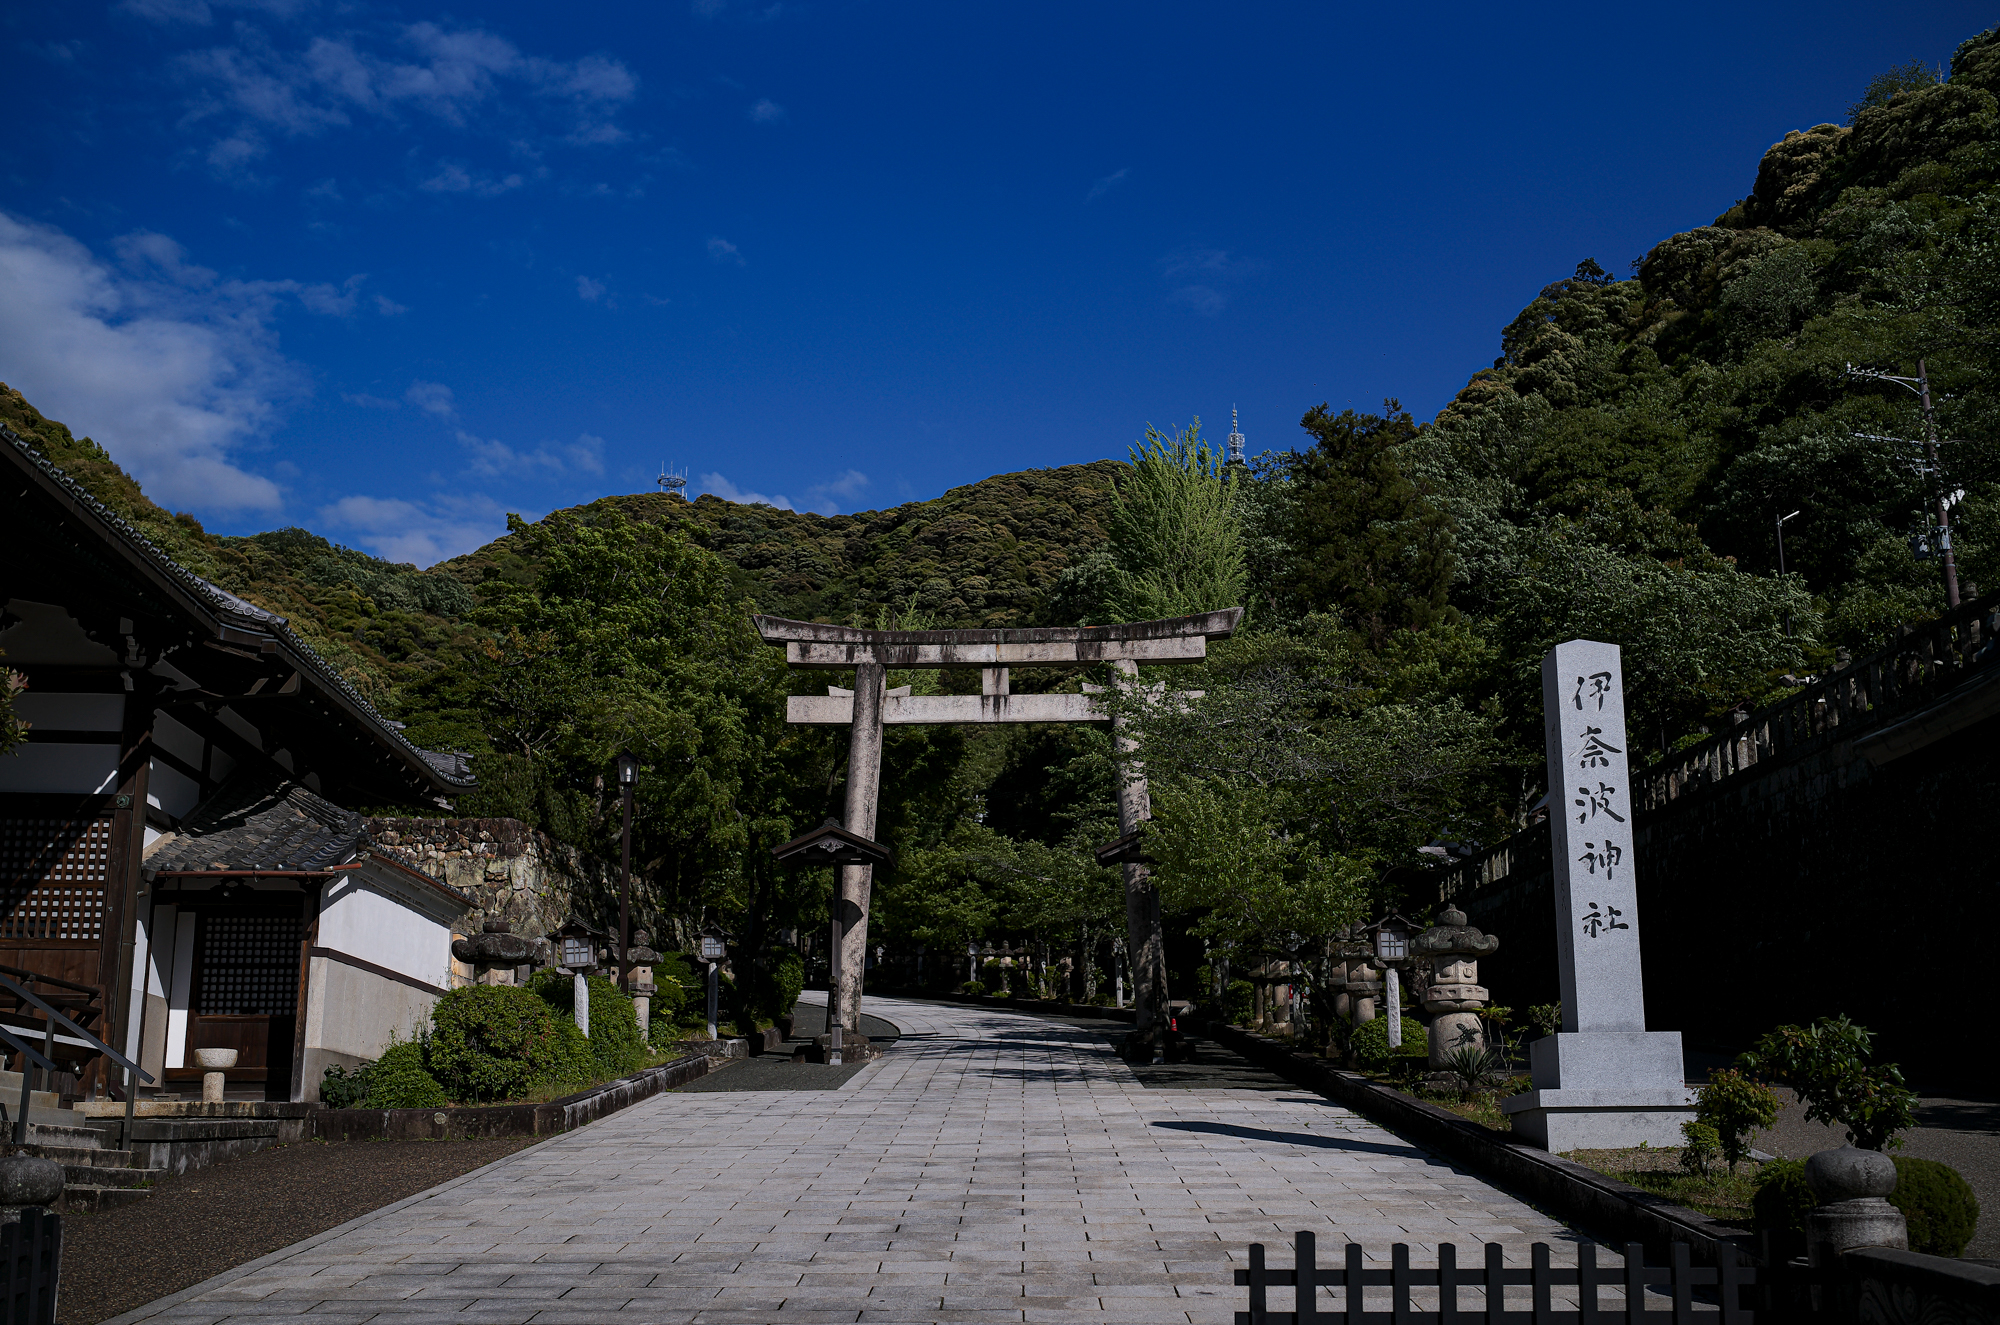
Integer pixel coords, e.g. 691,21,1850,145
652,954,694,1024
429,984,593,1103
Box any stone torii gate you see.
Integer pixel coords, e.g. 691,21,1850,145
753,608,1242,1053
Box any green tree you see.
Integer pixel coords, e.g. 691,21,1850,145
1279,402,1456,647
1103,420,1247,622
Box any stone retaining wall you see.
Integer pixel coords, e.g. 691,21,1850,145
363,815,619,941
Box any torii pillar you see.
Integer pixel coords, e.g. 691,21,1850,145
754,609,1242,1050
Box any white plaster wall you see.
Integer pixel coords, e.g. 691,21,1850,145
299,957,439,1101
152,711,204,769
0,743,119,792
148,760,201,820
317,873,454,989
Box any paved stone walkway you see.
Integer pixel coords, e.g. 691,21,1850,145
115,994,1590,1324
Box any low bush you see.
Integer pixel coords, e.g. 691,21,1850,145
319,1061,370,1109
1694,1069,1781,1167
527,969,647,1079
1738,1016,1916,1150
368,1039,450,1108
736,949,803,1035
1891,1157,1980,1257
1752,1159,1817,1263
1680,1121,1721,1176
959,980,987,997
430,984,592,1103
1226,979,1254,1025
1351,1015,1428,1071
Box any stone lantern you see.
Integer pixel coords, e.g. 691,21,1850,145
451,919,536,985
1413,904,1499,1069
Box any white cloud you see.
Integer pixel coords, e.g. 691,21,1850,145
748,98,784,124
174,20,640,175
457,429,605,478
700,472,791,510
341,392,399,409
1169,284,1226,316
0,211,311,512
316,491,512,567
373,292,408,315
418,161,523,196
707,236,743,265
1086,167,1129,202
406,380,456,417
575,274,605,301
802,468,868,513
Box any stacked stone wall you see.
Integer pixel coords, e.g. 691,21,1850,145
363,816,619,942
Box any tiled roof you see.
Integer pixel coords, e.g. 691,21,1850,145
2,423,474,790
147,773,368,874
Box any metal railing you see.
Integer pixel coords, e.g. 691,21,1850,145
1236,1232,1756,1323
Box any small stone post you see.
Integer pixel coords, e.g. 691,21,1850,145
0,1152,64,1224
574,973,591,1038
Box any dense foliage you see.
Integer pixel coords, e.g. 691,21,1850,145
427,985,593,1103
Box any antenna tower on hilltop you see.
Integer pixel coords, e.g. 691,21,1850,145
656,462,689,496
1226,407,1246,466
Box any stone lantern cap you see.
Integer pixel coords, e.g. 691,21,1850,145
452,919,536,968
1413,905,1500,959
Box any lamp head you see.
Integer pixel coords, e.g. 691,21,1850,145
615,752,639,786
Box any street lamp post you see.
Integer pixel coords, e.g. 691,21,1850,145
615,753,638,991
1776,509,1802,638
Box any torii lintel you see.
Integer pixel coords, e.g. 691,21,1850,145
751,608,1241,670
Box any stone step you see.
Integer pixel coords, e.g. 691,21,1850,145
32,1144,140,1169
25,1122,103,1150
58,1161,162,1190
62,1184,151,1213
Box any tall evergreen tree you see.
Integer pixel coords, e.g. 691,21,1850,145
1280,401,1456,647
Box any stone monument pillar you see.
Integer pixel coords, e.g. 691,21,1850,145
1501,640,1693,1149
1415,906,1498,1069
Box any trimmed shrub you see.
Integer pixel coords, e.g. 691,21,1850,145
1679,1121,1721,1175
1752,1159,1817,1263
1351,1015,1429,1071
367,1039,450,1108
528,969,648,1079
960,980,987,997
1891,1157,1980,1257
430,984,592,1103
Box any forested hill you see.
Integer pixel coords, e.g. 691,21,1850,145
437,461,1122,629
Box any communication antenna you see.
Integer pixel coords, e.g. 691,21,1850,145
1226,406,1246,466
656,462,688,496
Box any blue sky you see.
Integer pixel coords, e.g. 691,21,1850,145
1,2,1990,565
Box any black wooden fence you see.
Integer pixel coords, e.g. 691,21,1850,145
0,1210,61,1325
1236,1233,1757,1323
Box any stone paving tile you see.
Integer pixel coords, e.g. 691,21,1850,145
115,995,1596,1325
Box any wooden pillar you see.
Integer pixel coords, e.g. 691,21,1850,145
1112,658,1170,1052
835,662,886,1034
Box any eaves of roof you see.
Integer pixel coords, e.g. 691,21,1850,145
2,424,476,795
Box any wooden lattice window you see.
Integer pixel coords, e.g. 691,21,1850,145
0,811,112,943
198,914,303,1016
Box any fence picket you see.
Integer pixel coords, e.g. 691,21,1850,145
1297,1230,1318,1325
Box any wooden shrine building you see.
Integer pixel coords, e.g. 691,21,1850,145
1,425,475,1102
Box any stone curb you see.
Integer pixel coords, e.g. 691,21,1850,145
311,1050,714,1142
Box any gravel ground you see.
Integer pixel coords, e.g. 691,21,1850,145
58,1136,536,1325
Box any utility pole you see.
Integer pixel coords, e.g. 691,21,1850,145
1776,509,1801,638
1844,361,1962,610
1917,361,1962,609
614,753,638,989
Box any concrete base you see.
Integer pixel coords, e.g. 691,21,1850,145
1501,1030,1694,1151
